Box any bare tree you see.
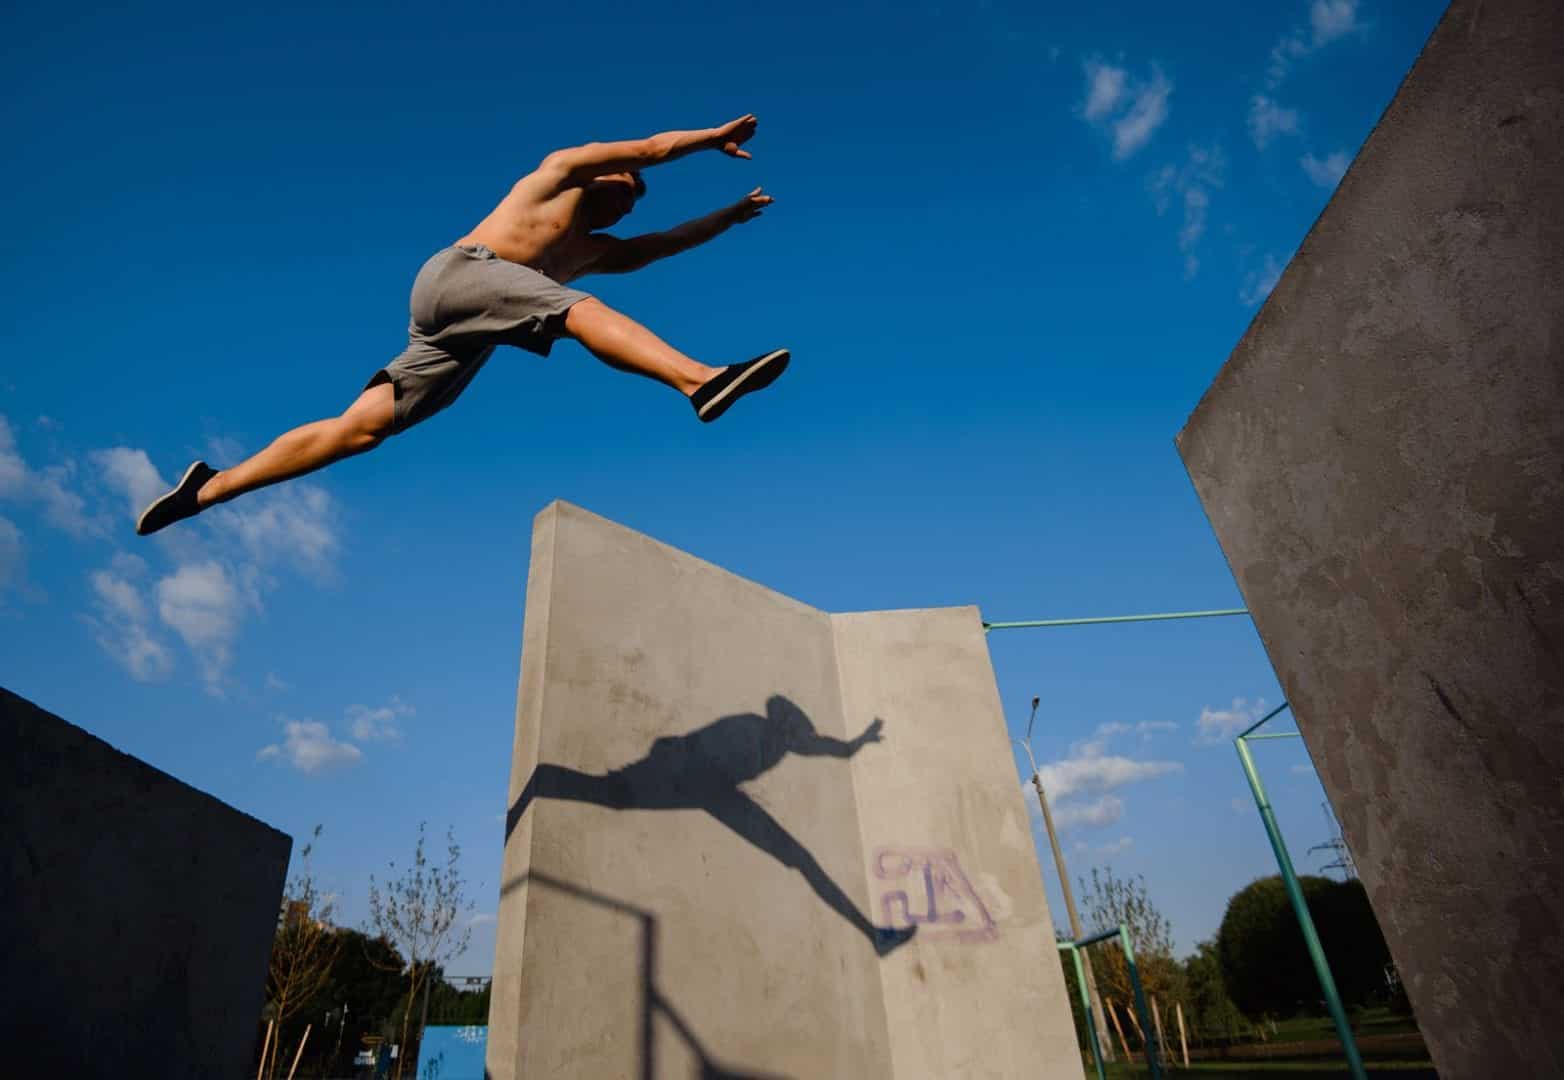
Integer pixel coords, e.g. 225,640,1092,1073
366,822,474,1079
264,825,340,1080
1078,866,1184,1015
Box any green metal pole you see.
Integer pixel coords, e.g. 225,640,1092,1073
984,608,1249,632
1118,924,1163,1080
1235,735,1368,1080
1060,943,1107,1080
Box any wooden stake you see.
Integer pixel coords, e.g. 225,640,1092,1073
1151,996,1170,1064
1123,993,1146,1044
1104,997,1135,1062
257,1019,274,1080
284,1023,312,1080
1175,1000,1191,1068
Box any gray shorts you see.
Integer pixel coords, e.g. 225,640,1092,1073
367,243,593,432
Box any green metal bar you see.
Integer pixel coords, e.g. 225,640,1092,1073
1236,700,1293,739
1118,923,1163,1080
1073,925,1126,950
983,608,1249,631
1235,735,1367,1080
1059,943,1108,1080
1244,732,1302,741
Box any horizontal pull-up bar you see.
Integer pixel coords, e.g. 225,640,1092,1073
983,608,1249,631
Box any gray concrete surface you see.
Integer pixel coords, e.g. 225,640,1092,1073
1,686,292,1079
488,501,1082,1080
1176,1,1563,1075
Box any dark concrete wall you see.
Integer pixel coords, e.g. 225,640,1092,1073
1176,1,1563,1076
0,687,291,1079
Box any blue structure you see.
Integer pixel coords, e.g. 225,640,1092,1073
415,1025,488,1080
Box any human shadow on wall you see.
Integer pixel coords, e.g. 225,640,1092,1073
490,871,789,1080
504,695,914,955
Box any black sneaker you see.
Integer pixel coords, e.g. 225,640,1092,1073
135,461,217,536
690,349,790,423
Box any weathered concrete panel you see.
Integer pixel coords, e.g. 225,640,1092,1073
1176,1,1564,1075
1,687,291,1079
836,608,1080,1080
489,502,1082,1079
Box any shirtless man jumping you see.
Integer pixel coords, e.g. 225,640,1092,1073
136,113,787,536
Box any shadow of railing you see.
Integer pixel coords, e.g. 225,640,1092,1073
490,870,790,1080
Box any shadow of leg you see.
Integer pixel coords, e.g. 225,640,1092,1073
703,790,914,954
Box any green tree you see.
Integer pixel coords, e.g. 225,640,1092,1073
1216,874,1392,1020
1182,938,1249,1042
367,823,474,1079
262,825,340,1079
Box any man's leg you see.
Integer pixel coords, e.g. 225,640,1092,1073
197,381,396,506
562,297,718,395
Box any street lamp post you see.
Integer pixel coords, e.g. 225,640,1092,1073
1021,696,1115,1064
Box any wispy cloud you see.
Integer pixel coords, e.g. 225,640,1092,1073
1096,836,1134,857
258,718,363,773
1248,95,1301,149
207,484,340,580
1266,0,1362,89
348,695,413,743
0,516,23,595
1,416,99,538
1198,697,1272,742
156,560,250,693
1240,254,1286,307
1149,143,1226,278
84,562,176,681
1025,721,1183,837
1301,150,1351,187
1079,58,1173,161
90,447,167,528
1311,0,1360,46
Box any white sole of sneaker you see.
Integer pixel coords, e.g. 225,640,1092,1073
697,349,790,421
135,460,205,536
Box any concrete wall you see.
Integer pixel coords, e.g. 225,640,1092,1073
488,502,1082,1080
1176,1,1563,1075
1,686,291,1079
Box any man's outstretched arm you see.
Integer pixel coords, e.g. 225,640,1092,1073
586,188,773,275
540,114,758,190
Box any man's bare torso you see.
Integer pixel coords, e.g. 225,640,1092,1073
454,170,607,284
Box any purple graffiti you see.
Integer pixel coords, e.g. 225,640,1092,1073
873,848,998,943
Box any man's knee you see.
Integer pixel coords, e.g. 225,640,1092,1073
562,296,610,339
341,383,397,450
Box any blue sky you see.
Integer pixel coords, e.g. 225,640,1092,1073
2,0,1446,973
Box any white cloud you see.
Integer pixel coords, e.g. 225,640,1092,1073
156,560,248,689
1039,753,1184,802
1082,61,1127,121
1096,836,1134,857
1231,796,1250,815
1249,95,1300,149
1199,697,1271,742
1113,68,1172,160
0,516,23,592
1240,254,1286,307
207,484,339,579
1149,143,1226,278
85,565,175,681
348,695,412,743
1301,149,1350,187
91,447,167,525
265,672,292,692
0,416,98,538
1054,794,1125,830
1079,59,1172,161
1266,0,1361,89
258,718,363,773
1311,0,1359,46
1138,720,1177,735
468,912,497,928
